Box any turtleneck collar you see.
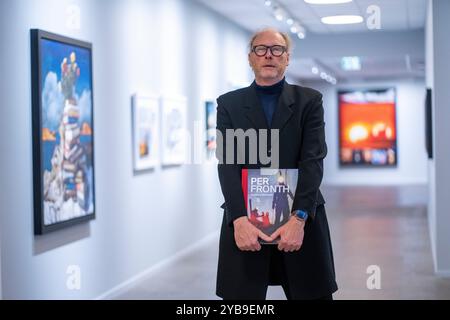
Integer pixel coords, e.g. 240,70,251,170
254,77,285,95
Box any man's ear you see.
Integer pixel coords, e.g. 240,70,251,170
286,53,290,66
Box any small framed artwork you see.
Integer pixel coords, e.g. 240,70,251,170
31,29,95,234
205,100,217,159
160,96,187,166
424,88,433,159
338,88,397,167
132,94,160,171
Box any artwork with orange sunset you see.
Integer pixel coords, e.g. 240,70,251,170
339,88,397,166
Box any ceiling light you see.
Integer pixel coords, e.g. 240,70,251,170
290,23,300,33
273,7,285,21
264,1,307,39
341,56,361,71
313,66,337,84
305,0,352,4
293,24,306,38
275,13,284,21
327,76,337,84
321,15,363,25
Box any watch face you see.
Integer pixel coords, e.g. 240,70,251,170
296,210,308,219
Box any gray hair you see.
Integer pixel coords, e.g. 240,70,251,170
248,28,293,54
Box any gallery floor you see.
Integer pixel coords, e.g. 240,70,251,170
114,185,450,300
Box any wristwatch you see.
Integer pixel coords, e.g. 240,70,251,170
291,209,308,222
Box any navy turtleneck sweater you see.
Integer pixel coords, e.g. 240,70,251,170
254,77,285,127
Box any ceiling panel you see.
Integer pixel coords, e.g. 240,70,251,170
195,0,427,34
194,0,426,81
300,0,362,17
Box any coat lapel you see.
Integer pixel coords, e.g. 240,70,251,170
243,83,269,130
271,82,295,131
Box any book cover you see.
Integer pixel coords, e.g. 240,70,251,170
242,168,298,244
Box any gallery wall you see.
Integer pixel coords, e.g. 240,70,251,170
425,0,437,273
0,0,252,299
305,79,427,186
425,0,450,276
0,0,4,299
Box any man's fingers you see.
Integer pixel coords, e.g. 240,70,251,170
238,238,262,251
245,240,260,251
258,231,273,243
254,241,262,251
270,229,282,241
278,240,286,251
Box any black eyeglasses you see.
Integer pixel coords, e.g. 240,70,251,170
252,45,287,57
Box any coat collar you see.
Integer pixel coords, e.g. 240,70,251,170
244,80,295,131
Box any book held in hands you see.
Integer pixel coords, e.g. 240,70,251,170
241,168,298,244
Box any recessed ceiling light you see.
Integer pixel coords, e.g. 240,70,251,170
341,56,361,71
264,1,307,39
275,13,284,21
321,15,363,24
290,23,300,33
305,0,352,4
273,7,285,21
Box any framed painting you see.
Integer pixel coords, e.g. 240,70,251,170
31,29,95,234
338,88,397,167
132,94,160,171
160,96,187,166
425,88,433,159
205,100,217,160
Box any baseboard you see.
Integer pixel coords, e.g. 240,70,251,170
94,231,219,300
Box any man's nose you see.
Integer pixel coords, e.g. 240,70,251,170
264,52,273,59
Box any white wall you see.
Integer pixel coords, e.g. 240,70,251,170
0,0,252,299
0,236,2,299
304,79,427,186
426,0,450,276
425,0,437,274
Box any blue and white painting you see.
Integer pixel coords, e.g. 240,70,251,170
39,37,94,226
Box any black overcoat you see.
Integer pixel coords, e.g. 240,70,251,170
216,81,338,299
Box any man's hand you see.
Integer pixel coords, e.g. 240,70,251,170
233,216,273,251
270,216,305,252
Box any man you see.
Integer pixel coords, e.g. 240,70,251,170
272,173,294,226
215,28,338,300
